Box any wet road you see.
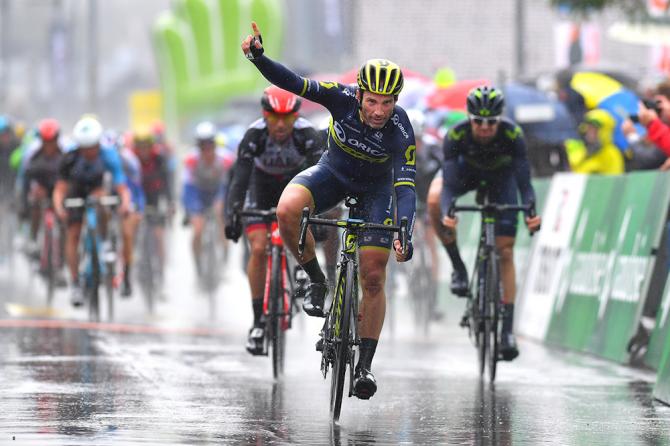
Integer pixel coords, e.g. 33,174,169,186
1,232,670,445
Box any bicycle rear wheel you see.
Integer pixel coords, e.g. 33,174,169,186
486,254,501,383
330,261,354,421
44,225,56,306
270,246,286,379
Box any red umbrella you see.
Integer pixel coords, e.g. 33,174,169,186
425,79,490,111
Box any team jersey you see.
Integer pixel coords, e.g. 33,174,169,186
226,116,321,215
251,55,417,231
440,118,535,213
24,144,65,193
58,144,126,191
135,147,173,205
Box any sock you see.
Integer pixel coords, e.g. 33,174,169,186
326,264,337,287
123,265,131,284
444,242,466,272
301,257,326,284
252,298,263,326
502,303,515,334
357,338,378,371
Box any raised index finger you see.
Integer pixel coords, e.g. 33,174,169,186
251,21,261,37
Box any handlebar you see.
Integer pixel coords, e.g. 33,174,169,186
297,207,408,256
447,199,540,235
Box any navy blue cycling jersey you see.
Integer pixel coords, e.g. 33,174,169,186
440,118,535,216
252,55,417,236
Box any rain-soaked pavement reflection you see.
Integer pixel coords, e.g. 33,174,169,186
0,239,669,445
1,321,670,445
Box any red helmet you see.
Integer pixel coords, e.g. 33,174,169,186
261,85,301,114
38,118,60,141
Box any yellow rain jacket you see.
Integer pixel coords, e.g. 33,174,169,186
566,109,624,175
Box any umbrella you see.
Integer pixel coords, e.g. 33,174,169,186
569,72,623,109
425,79,490,111
597,89,646,149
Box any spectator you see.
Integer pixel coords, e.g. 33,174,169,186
565,109,624,175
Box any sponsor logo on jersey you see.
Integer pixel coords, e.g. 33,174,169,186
391,114,409,139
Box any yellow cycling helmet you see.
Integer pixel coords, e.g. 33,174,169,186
357,58,404,96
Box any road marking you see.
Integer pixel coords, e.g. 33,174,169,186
0,317,227,337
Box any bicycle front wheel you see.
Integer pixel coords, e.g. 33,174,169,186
486,253,501,383
270,246,286,379
88,234,101,322
330,261,355,421
476,261,487,378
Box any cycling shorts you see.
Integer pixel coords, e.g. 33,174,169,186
438,168,519,237
290,164,394,250
183,185,220,215
244,171,291,233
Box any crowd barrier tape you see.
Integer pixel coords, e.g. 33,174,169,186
517,171,670,364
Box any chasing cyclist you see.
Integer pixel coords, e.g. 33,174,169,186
242,22,415,399
426,86,541,360
21,119,66,274
132,126,175,296
182,121,233,277
53,116,130,307
224,86,322,355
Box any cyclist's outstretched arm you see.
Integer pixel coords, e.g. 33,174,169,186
241,22,349,112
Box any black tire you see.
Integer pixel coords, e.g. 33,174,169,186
139,224,156,314
88,233,101,323
487,254,501,383
45,226,55,306
330,261,354,421
476,260,487,378
270,246,286,379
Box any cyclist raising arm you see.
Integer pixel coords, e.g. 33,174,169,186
426,86,541,360
241,22,416,400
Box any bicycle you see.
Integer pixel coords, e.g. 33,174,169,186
448,186,536,382
197,206,224,315
64,195,120,322
298,197,408,421
35,198,65,306
239,208,298,379
136,204,168,313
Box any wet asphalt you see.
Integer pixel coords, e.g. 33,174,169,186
0,230,669,445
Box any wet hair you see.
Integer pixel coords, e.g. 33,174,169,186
656,80,670,100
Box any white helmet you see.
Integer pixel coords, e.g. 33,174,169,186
194,121,216,142
73,116,103,148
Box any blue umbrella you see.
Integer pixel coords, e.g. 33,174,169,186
597,89,646,150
